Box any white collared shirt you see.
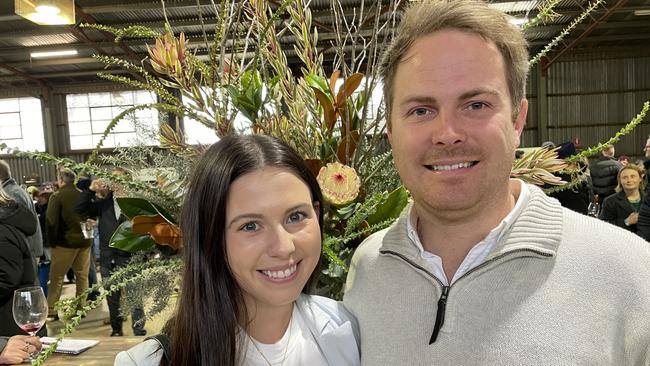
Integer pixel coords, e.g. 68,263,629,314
406,179,530,286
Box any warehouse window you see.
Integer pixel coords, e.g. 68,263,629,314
66,90,159,150
0,97,46,152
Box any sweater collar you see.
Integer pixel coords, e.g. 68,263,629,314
380,184,562,263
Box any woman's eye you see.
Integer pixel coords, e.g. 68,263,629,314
287,211,306,223
240,222,259,232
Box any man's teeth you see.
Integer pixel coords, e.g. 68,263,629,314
262,264,297,279
431,162,473,171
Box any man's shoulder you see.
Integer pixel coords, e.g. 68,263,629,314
562,207,650,259
351,226,392,263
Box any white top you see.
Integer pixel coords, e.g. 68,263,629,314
244,304,329,366
406,179,530,285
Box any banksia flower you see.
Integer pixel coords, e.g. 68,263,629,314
317,162,361,205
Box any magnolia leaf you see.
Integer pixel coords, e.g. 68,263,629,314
311,87,337,131
336,130,360,165
335,73,363,109
366,185,409,227
329,70,340,94
109,221,156,253
116,197,176,224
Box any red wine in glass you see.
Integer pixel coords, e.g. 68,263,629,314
13,286,48,360
20,322,45,335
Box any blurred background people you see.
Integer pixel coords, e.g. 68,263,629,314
75,168,145,337
600,164,644,235
35,191,51,297
45,168,91,320
0,160,43,274
590,144,621,200
0,184,46,338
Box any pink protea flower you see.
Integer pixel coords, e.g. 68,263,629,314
317,162,361,205
147,31,187,76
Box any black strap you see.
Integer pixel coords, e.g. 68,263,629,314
146,334,171,363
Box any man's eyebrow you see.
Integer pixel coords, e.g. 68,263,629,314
458,88,501,101
397,96,438,106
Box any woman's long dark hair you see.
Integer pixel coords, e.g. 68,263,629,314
167,134,324,366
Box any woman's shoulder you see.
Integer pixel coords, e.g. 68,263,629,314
297,294,355,325
114,339,164,366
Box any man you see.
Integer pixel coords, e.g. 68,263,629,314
0,160,43,262
343,1,650,365
590,144,621,199
75,168,146,337
46,168,91,320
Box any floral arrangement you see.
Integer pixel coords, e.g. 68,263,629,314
0,0,648,364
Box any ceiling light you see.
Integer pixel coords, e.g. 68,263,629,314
15,0,75,25
31,50,78,58
634,9,650,16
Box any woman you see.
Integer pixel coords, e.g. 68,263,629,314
115,135,359,365
0,185,42,363
600,164,644,233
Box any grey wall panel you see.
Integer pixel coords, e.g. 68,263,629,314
1,153,88,186
548,56,650,94
548,91,650,127
521,129,538,148
525,96,538,128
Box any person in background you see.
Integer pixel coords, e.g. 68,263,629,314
35,191,51,297
75,168,146,337
0,335,41,365
600,164,644,234
343,1,650,364
547,142,593,215
590,144,621,200
617,155,630,166
75,174,100,302
634,134,650,240
0,184,46,340
0,160,43,270
115,135,359,366
46,168,92,321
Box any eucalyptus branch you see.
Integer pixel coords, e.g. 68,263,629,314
529,0,605,67
521,0,563,31
80,23,161,41
32,259,181,366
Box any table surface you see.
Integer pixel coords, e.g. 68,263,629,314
14,336,143,366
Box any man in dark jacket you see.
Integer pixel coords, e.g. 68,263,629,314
45,168,91,319
590,144,621,200
75,168,146,337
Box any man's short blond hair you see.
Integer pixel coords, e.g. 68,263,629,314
380,0,529,127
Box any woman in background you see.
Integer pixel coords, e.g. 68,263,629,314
115,134,359,365
600,164,644,234
0,185,42,364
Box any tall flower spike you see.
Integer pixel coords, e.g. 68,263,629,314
317,162,361,205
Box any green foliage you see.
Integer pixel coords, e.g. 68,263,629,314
109,221,157,252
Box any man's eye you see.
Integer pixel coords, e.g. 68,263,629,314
287,211,306,223
240,222,259,232
467,102,487,110
412,108,430,116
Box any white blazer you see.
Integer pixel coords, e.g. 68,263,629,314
113,294,360,365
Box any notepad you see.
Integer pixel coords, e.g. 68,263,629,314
40,337,99,355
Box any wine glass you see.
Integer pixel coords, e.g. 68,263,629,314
587,201,600,218
13,286,47,360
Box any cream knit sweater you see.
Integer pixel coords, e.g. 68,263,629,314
344,185,650,365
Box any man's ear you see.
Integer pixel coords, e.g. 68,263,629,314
513,99,528,148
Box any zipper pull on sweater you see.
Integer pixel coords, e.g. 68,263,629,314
429,285,450,344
